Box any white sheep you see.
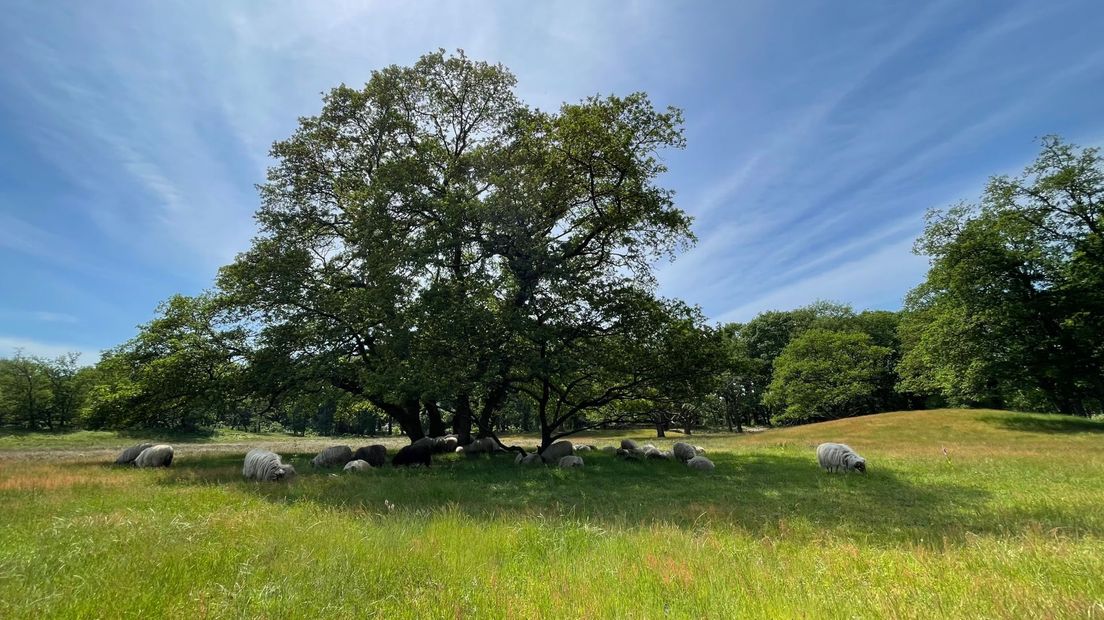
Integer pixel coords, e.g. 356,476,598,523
460,437,499,455
311,445,354,468
134,444,174,468
114,443,153,465
519,452,544,465
243,448,297,481
343,459,371,473
541,440,574,464
558,455,584,468
686,455,714,471
815,443,867,473
672,442,696,463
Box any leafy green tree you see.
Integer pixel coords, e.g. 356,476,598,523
717,301,896,427
899,137,1104,415
764,329,891,425
84,294,252,430
217,49,699,446
41,353,84,429
0,351,53,429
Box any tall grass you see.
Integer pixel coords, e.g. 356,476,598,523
1,409,1102,618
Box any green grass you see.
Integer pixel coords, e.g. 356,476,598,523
2,409,1103,618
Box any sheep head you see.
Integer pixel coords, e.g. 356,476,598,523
276,464,297,480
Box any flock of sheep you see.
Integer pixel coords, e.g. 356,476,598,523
112,435,868,479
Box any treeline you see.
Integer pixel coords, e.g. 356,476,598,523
2,53,1101,438
0,352,89,431
3,301,918,435
716,303,924,429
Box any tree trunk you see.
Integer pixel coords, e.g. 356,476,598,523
655,420,666,438
379,400,425,440
402,399,426,440
425,400,447,437
538,379,552,451
452,394,473,445
23,371,36,430
476,384,507,438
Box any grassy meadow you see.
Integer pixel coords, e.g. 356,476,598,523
1,408,1103,618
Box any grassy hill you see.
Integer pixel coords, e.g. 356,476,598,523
1,409,1102,618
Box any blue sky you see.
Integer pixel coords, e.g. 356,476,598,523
2,0,1103,363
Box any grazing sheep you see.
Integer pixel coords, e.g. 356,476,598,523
816,443,867,473
620,439,639,450
414,436,459,453
353,445,387,467
574,445,594,453
242,448,297,481
616,447,646,461
672,442,696,463
311,445,354,468
559,455,584,468
521,452,544,465
393,442,432,467
541,440,574,464
686,456,715,471
461,437,499,456
134,444,174,468
694,446,706,456
114,443,153,465
434,436,460,454
643,445,666,459
343,459,372,472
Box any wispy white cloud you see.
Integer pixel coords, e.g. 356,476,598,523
31,311,78,324
715,237,929,324
0,213,66,263
661,0,1104,322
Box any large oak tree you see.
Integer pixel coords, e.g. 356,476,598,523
217,50,706,448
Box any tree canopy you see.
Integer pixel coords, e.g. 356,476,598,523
764,328,892,425
209,49,707,447
899,137,1104,415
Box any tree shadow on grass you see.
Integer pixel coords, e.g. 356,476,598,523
981,413,1104,435
140,448,1104,545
